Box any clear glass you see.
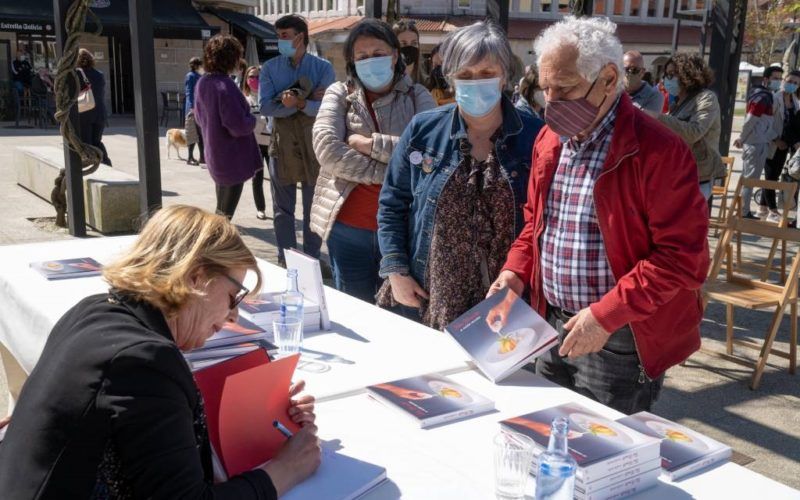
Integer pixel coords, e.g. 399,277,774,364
534,417,576,500
281,269,304,324
273,318,303,358
494,431,535,500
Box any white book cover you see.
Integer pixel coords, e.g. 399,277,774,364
617,411,732,480
575,466,660,500
444,287,558,383
284,249,331,330
532,457,661,493
282,445,386,500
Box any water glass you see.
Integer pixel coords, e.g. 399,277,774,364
494,431,535,500
273,318,303,358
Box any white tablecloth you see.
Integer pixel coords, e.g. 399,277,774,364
0,236,796,499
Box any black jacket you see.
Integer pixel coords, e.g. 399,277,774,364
0,292,276,499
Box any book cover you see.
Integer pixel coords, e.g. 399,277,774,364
282,445,387,500
285,249,331,330
239,291,320,325
185,338,276,365
366,374,494,428
218,353,301,476
444,287,558,382
617,412,732,480
202,317,268,349
501,403,659,483
29,257,102,280
532,457,661,494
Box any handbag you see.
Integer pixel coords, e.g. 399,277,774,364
76,68,95,113
254,115,271,147
785,151,800,181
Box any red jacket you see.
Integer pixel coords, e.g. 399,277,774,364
503,93,709,379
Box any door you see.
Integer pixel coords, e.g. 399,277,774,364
108,34,134,114
0,40,11,120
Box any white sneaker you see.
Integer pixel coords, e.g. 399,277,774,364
756,206,769,218
766,212,781,224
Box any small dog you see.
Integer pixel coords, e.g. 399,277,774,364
166,128,187,160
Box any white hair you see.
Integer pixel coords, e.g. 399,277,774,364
533,16,624,91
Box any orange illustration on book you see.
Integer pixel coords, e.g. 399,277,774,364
222,321,262,335
664,429,692,443
437,387,462,398
71,261,100,271
586,422,617,437
506,417,582,439
498,335,518,354
373,383,433,400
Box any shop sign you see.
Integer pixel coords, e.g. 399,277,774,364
0,21,53,33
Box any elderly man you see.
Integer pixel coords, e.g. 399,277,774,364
489,17,709,414
623,50,663,113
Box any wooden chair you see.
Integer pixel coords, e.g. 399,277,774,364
703,178,799,390
709,156,735,237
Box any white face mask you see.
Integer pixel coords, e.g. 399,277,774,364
533,90,546,109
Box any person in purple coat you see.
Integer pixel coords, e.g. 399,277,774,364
194,35,261,219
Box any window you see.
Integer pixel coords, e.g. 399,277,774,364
458,0,470,7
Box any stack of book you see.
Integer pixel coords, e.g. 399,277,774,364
501,403,661,500
366,374,494,428
238,291,322,332
617,412,731,480
185,317,275,370
29,257,102,280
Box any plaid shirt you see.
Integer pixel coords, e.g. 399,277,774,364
540,99,619,313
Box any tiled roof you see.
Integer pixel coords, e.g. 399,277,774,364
308,16,362,35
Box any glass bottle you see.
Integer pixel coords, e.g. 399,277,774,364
280,269,304,323
534,417,577,500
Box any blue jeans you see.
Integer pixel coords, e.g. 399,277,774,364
327,221,382,303
268,157,321,261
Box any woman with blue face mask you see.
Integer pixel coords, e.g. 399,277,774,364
375,21,545,329
310,19,436,303
646,54,724,202
761,70,800,221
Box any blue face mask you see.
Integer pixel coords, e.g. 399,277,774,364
663,76,680,97
454,77,502,118
278,39,296,58
769,79,782,91
785,82,799,94
355,56,395,92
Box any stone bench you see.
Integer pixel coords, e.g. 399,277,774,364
14,146,140,233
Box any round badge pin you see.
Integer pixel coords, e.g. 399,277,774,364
409,151,423,165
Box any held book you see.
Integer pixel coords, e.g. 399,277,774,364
194,350,300,477
366,374,494,428
285,249,331,330
239,291,321,331
30,257,102,280
617,411,732,480
444,287,558,383
282,445,387,500
500,402,660,485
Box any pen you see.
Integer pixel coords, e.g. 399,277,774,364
273,419,293,439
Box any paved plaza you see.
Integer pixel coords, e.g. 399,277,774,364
0,116,797,489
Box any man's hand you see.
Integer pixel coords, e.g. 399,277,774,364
487,270,525,298
559,307,612,358
281,91,299,109
348,134,373,156
485,288,516,332
734,138,743,149
389,273,428,308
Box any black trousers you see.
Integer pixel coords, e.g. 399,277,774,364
79,119,111,166
188,122,205,162
215,183,244,219
763,148,789,210
534,306,664,415
252,146,269,213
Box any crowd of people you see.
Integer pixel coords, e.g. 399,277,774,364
2,12,797,498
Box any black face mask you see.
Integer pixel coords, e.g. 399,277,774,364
431,66,448,90
399,46,419,67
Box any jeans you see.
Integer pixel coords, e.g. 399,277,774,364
763,148,789,210
741,143,770,214
215,183,244,219
699,181,712,201
534,307,664,415
327,221,382,303
268,157,321,261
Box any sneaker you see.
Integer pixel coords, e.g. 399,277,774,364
186,158,198,166
766,211,782,224
742,212,759,220
756,206,769,218
256,211,267,220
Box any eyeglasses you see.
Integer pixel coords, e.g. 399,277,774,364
224,274,250,310
624,67,642,75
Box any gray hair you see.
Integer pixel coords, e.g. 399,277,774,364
440,21,513,85
533,16,624,91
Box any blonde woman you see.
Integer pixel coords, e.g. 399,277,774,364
0,205,320,498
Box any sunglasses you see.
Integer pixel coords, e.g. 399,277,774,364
224,274,250,310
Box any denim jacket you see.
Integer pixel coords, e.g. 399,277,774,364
377,97,544,285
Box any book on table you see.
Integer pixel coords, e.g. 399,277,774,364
366,374,494,428
239,291,321,332
444,287,558,383
29,257,102,280
617,411,732,480
501,402,661,499
284,248,331,330
282,445,386,500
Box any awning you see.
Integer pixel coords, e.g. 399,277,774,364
206,8,277,44
0,0,217,39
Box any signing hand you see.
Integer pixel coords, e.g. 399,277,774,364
288,380,316,427
485,288,516,332
733,139,743,149
487,270,525,298
558,307,612,358
263,424,321,496
281,91,299,109
388,273,429,308
347,134,373,156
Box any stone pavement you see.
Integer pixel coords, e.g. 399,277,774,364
0,115,797,489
